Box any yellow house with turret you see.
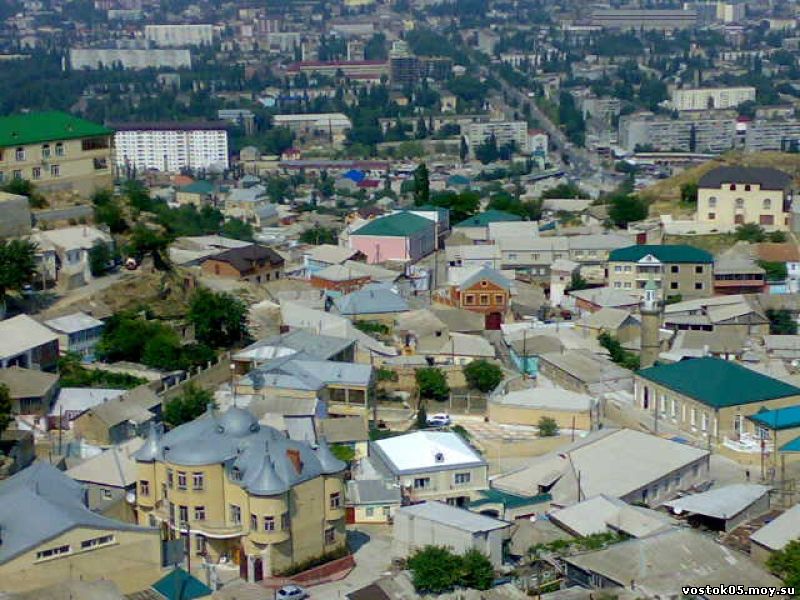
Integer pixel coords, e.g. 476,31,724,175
134,406,347,581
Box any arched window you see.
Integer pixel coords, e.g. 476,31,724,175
735,198,744,209
763,198,771,210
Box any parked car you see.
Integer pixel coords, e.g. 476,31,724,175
426,413,451,427
276,585,309,600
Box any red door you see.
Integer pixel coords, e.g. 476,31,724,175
485,312,502,330
346,507,356,524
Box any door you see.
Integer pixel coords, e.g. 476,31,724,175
238,551,247,579
485,312,502,330
253,557,263,582
346,507,356,524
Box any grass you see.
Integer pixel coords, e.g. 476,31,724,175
663,233,738,256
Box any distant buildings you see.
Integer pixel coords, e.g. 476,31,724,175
348,212,435,264
590,8,698,30
285,59,388,80
31,225,115,289
69,48,192,70
669,86,756,111
44,311,105,359
465,120,530,155
144,24,214,47
200,244,285,283
113,121,229,172
272,113,352,144
0,111,112,197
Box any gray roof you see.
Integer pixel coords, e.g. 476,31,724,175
240,355,373,392
0,367,59,399
663,484,770,520
698,166,793,191
460,266,512,291
346,479,402,506
319,416,369,444
43,311,104,335
491,388,594,412
396,501,510,533
539,350,632,386
234,329,355,363
550,494,673,538
750,503,800,551
568,287,639,308
134,406,345,495
84,385,159,426
371,430,486,476
333,286,409,315
0,461,151,564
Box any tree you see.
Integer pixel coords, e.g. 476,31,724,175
416,404,428,429
566,272,589,292
735,223,766,243
475,134,499,164
0,238,37,309
464,360,503,393
538,416,559,437
3,178,47,208
759,260,788,282
299,226,338,245
608,194,648,227
767,539,800,588
459,136,469,162
220,218,254,242
263,126,295,155
459,549,494,590
769,231,788,243
407,546,462,594
0,383,11,434
330,444,356,462
680,182,698,206
163,383,214,428
416,116,428,140
188,288,249,348
598,332,640,370
127,225,172,271
767,309,798,335
92,189,127,233
413,163,430,205
416,367,449,402
88,239,114,277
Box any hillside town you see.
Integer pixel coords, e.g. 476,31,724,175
7,0,800,599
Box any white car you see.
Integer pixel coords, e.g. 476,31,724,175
426,413,451,427
276,585,309,600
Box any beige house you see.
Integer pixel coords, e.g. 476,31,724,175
488,388,595,430
0,111,112,197
134,407,347,581
697,166,794,231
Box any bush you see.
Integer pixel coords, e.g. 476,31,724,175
408,546,494,594
538,416,559,437
330,444,356,462
416,367,450,401
464,360,503,393
163,383,214,428
735,223,766,243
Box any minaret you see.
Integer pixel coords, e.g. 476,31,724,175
640,279,662,369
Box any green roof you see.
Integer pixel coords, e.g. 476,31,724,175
0,111,111,148
748,405,800,430
470,488,551,509
152,568,212,600
609,244,713,264
456,210,522,228
353,212,432,237
178,180,214,195
637,357,800,409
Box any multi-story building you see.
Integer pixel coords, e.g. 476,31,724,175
389,41,420,88
619,112,735,153
285,60,388,80
590,8,698,30
669,86,756,111
144,24,214,47
697,166,794,231
134,408,347,581
69,48,192,70
465,121,529,155
442,266,512,330
272,113,352,144
742,120,800,153
607,245,714,301
113,122,229,172
0,111,112,196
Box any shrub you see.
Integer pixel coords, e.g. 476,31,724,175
416,367,450,401
538,416,559,437
464,359,503,393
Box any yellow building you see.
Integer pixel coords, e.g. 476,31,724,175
134,407,347,581
697,166,794,232
0,462,162,594
0,111,113,197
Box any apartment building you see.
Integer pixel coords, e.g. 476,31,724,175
134,408,347,581
69,48,192,70
285,60,389,80
272,113,352,144
465,120,529,154
697,166,794,231
619,112,735,153
590,8,698,30
113,122,229,172
0,111,112,196
669,86,755,111
144,24,214,47
607,244,714,301
743,120,800,153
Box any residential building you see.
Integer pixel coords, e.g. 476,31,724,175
224,185,270,222
0,315,59,371
440,266,512,330
0,366,59,415
549,494,674,539
713,244,767,295
285,60,389,80
69,48,192,70
345,479,401,525
0,462,161,594
453,210,522,243
232,329,356,373
750,503,800,564
144,24,214,47
743,119,800,153
0,192,31,237
670,86,756,111
51,387,125,428
574,307,641,345
310,265,372,295
31,226,114,289
113,122,229,172
635,357,800,445
44,311,104,359
318,416,369,461
619,112,735,153
134,407,347,580
348,212,435,264
590,8,698,29
0,111,112,196
504,332,563,377
175,180,215,207
488,388,595,430
272,113,352,144
389,45,420,88
370,430,488,506
607,244,714,300
332,285,410,323
303,244,364,278
392,502,511,567
697,166,794,231
200,244,285,284
72,385,159,445
568,287,640,313
465,120,530,155
537,349,632,396
754,243,800,293
663,295,769,336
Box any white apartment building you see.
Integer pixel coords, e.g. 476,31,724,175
144,24,214,47
114,123,229,172
670,86,755,111
465,120,530,154
69,48,192,70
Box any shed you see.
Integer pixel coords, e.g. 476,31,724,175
663,484,771,532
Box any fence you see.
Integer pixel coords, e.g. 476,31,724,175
160,352,233,401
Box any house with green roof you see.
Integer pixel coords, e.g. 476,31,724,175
453,210,523,243
635,357,800,446
349,212,435,264
0,111,113,197
607,244,714,301
176,180,215,206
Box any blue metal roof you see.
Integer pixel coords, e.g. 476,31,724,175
749,405,800,431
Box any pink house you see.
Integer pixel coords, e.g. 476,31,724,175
348,212,435,264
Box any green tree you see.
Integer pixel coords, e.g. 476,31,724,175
459,549,494,590
299,227,338,245
127,225,172,271
566,272,589,292
680,182,698,206
538,415,559,437
413,163,430,205
608,194,648,227
736,223,767,243
88,239,113,276
0,383,11,434
464,359,503,393
475,133,499,164
767,539,800,589
220,218,254,242
263,126,295,155
142,330,186,370
416,117,428,140
416,367,449,402
330,444,356,462
92,189,127,233
188,288,249,348
416,404,428,429
460,136,469,162
767,309,798,335
163,383,214,428
3,178,47,208
407,546,461,594
598,332,640,370
0,238,37,310
769,231,788,243
759,260,788,282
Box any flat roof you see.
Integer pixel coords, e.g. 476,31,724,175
663,484,770,520
396,501,510,533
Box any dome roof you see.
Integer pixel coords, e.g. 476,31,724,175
134,422,163,462
217,406,260,437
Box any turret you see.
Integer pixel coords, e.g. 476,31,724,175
639,279,662,369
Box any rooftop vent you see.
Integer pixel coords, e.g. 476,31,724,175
434,452,445,463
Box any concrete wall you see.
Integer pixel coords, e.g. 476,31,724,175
0,193,31,237
488,403,592,430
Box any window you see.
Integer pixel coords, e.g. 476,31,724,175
745,184,751,191
179,505,189,524
624,282,632,289
36,545,71,561
139,480,150,496
94,157,108,170
694,282,703,290
0,172,4,182
192,472,204,490
454,472,471,485
250,514,258,530
671,400,677,418
730,184,737,191
32,166,41,179
735,197,744,208
382,506,391,517
50,164,60,177
760,215,775,226
701,412,709,432
230,504,241,524
330,492,341,509
42,144,50,159
14,147,25,161
177,471,187,490
366,507,375,517
624,265,632,272
281,512,290,529
55,142,64,156
101,488,112,500
614,265,622,273
413,477,430,489
708,196,717,207
465,294,475,305
494,294,504,304
167,469,174,488
695,266,703,274
12,170,21,180
670,265,679,274
82,137,109,151
264,516,276,531
691,408,697,427
325,527,335,545
659,395,666,414
763,198,772,210
613,282,621,288
707,212,716,220
480,294,489,305
195,535,205,554
194,506,205,521
81,535,114,551
670,282,678,290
